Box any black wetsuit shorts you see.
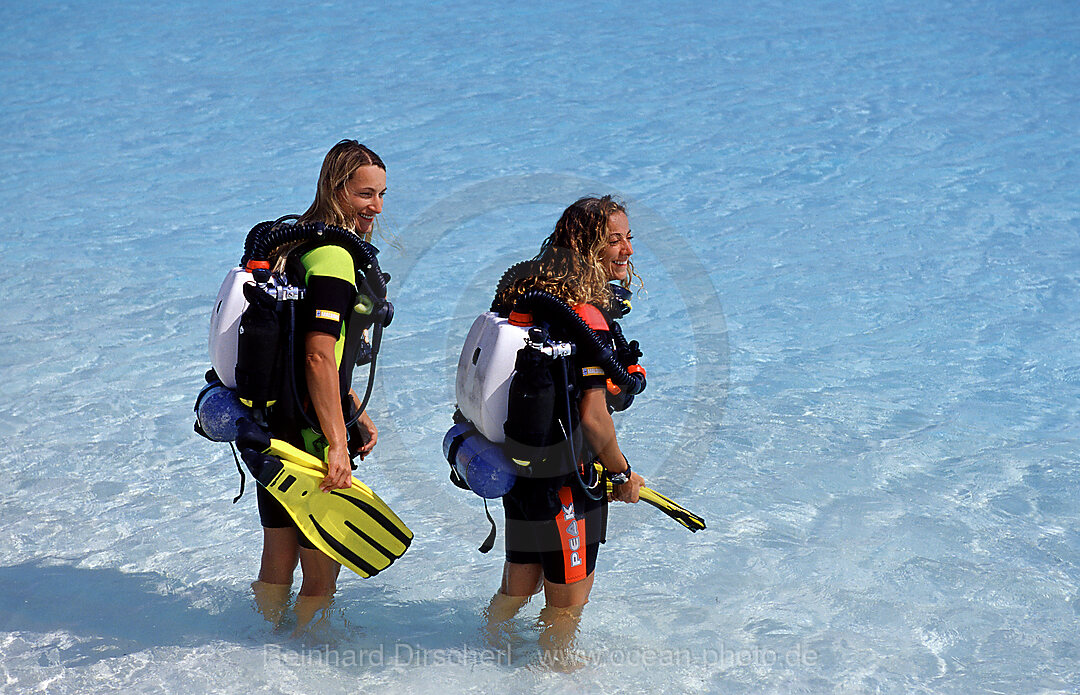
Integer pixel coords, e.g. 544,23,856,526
503,471,608,584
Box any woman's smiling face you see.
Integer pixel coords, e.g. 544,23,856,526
600,210,633,281
339,165,386,235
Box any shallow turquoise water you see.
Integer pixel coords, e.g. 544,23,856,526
1,0,1078,692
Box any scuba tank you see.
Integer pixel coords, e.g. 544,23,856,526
442,422,517,499
194,373,251,442
235,272,294,410
501,322,577,478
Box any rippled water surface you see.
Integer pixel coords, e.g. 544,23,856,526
1,0,1078,693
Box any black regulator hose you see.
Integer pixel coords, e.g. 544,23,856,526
491,260,538,311
241,220,387,299
239,220,277,263
608,320,642,367
513,289,646,396
240,215,297,266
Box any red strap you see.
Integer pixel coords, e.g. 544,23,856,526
573,304,609,331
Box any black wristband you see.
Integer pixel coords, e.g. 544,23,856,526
608,460,632,486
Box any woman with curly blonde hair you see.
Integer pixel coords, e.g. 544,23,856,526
497,195,642,309
487,195,646,659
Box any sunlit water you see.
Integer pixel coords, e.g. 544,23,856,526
1,0,1078,693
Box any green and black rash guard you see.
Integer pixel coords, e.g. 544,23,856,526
296,244,358,455
300,244,357,358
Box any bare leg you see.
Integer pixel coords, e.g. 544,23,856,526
537,572,594,670
297,546,341,597
485,562,542,648
500,561,544,597
489,563,542,635
292,594,333,637
252,527,299,626
258,527,300,584
291,546,341,635
251,580,292,627
541,572,594,608
538,603,585,667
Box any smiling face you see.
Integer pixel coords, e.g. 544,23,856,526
338,165,387,236
600,210,633,282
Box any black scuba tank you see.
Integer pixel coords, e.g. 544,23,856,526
234,279,288,410
501,326,576,479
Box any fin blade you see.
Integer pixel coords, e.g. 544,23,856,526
330,488,414,550
309,514,383,577
639,487,706,532
266,437,413,550
247,451,413,577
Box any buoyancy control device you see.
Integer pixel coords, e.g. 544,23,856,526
195,217,394,498
447,287,647,492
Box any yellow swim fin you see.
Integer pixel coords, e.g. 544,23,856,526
237,422,412,578
596,463,706,532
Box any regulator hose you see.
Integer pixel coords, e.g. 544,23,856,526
609,320,642,367
241,219,387,300
513,289,646,396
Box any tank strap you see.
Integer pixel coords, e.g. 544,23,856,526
479,500,497,554
228,442,246,503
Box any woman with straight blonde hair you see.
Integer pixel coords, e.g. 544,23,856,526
251,139,388,628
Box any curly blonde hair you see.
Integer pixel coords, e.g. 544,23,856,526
498,195,641,309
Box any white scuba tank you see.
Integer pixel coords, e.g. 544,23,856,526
208,267,253,389
455,312,530,443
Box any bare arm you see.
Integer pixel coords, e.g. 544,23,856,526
578,386,642,503
305,331,352,491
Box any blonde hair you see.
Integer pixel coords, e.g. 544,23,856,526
298,139,385,243
500,195,641,308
